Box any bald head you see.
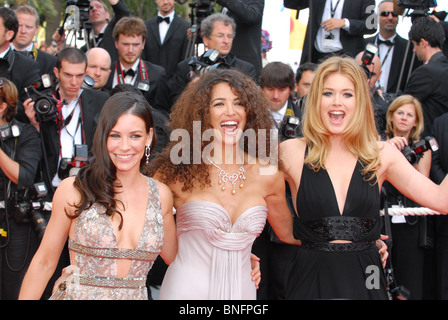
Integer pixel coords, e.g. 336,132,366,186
86,47,112,90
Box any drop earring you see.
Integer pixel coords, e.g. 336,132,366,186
145,145,151,164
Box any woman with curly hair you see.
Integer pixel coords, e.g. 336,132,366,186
280,56,448,300
19,92,177,300
148,69,300,300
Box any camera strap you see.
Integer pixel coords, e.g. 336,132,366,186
116,59,149,85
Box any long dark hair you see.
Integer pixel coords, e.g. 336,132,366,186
70,92,155,229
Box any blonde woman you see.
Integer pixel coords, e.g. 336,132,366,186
280,56,448,300
383,95,432,299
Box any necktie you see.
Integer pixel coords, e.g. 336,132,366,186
157,16,170,24
124,68,135,78
378,39,394,46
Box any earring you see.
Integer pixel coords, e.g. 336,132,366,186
145,145,151,164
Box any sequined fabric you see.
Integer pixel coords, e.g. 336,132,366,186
62,177,163,300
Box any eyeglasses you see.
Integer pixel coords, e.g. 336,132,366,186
380,11,399,17
210,33,235,40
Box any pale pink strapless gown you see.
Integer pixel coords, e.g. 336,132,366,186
159,200,267,300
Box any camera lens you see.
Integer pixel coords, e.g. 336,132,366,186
401,146,417,165
30,211,47,241
34,97,53,115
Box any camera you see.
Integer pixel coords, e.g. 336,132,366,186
397,0,437,10
0,123,20,142
13,182,49,240
66,0,91,30
25,74,59,122
360,43,378,80
280,117,301,140
58,144,89,179
188,49,229,79
401,136,439,165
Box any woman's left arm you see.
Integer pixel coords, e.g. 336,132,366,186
157,181,178,265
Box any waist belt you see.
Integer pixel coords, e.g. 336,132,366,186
301,240,375,252
75,274,146,289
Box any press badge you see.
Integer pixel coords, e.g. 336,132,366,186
136,80,150,92
323,31,336,51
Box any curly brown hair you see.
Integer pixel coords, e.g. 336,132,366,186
146,69,276,192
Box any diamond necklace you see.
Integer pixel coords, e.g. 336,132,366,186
207,157,246,195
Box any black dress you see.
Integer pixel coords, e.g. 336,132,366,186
286,159,389,300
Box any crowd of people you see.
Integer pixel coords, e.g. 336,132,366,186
0,0,448,302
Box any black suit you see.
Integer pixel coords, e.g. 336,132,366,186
142,14,190,80
365,34,420,94
38,88,109,195
106,59,171,114
430,113,448,299
284,0,377,64
217,0,265,79
34,48,57,76
1,49,41,123
405,52,448,137
81,0,130,62
168,53,257,103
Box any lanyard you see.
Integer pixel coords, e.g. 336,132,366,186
330,0,341,18
376,36,394,68
115,59,149,84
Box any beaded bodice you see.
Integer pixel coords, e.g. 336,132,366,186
64,177,163,300
295,160,382,244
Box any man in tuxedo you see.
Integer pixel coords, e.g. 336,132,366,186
142,0,190,81
405,16,448,137
23,47,109,192
0,7,40,124
12,5,56,77
217,0,265,79
106,16,171,115
365,0,419,94
169,13,256,103
283,0,377,64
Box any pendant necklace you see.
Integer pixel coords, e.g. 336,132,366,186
207,156,246,195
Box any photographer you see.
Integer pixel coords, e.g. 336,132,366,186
23,47,109,194
0,78,42,299
383,94,434,299
53,0,130,62
168,13,256,103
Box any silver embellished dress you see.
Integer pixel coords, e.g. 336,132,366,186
60,177,163,300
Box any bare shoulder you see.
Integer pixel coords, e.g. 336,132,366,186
153,179,174,215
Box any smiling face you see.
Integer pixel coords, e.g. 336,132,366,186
319,72,356,136
209,82,247,147
107,113,153,173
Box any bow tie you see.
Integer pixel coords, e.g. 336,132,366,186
157,16,170,24
123,68,135,78
378,39,394,46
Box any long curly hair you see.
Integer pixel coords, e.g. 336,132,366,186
302,56,381,182
70,92,155,229
146,69,276,192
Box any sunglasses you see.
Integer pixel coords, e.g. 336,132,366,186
380,11,399,17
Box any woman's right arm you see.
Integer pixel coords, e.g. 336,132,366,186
18,177,77,300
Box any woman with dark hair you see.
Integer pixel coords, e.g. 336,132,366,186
147,69,300,300
0,78,42,299
19,92,177,300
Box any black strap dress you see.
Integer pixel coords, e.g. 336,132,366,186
286,159,389,300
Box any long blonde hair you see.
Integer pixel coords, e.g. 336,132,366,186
302,56,381,181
